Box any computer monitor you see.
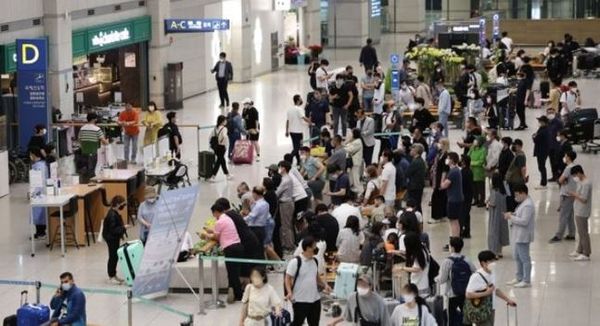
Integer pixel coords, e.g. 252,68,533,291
157,136,170,158
143,144,155,167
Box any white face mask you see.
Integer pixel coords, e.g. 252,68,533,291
486,136,492,142
487,262,497,272
445,158,451,166
573,176,581,183
336,80,344,88
402,294,415,303
300,154,308,161
556,136,562,142
41,129,47,135
61,283,72,292
563,157,568,164
148,106,155,112
468,94,475,99
548,114,555,120
251,276,263,287
401,85,408,90
357,287,369,296
147,198,157,204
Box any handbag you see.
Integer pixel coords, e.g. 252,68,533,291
463,272,494,324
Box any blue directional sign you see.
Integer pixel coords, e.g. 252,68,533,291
492,13,500,42
164,19,230,34
391,70,400,90
390,54,400,65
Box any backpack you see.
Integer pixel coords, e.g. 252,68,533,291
209,127,224,150
449,256,472,296
284,256,318,296
426,248,440,293
226,113,235,135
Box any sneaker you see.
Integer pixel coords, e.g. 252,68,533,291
108,277,123,285
506,278,520,286
574,254,590,261
208,177,216,183
34,233,47,240
569,251,580,257
513,281,531,288
226,174,234,180
226,287,235,304
548,236,561,243
564,235,576,241
114,276,125,283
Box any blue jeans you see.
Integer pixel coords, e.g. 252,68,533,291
438,112,449,137
123,134,138,162
363,97,374,112
514,242,531,283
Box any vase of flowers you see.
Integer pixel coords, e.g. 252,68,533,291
308,44,323,59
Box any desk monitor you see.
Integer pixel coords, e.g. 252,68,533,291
157,136,170,158
143,144,155,167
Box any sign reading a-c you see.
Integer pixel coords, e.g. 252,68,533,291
16,39,48,71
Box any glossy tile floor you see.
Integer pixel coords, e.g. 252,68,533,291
3,33,600,325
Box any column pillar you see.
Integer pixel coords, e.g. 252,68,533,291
329,0,369,48
441,0,471,20
302,0,321,48
43,0,74,117
147,0,170,108
389,0,425,33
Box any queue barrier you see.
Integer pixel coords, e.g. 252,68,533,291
0,279,194,325
197,255,287,315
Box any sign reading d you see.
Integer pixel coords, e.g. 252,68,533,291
16,39,47,71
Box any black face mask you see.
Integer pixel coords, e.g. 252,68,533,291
510,145,517,152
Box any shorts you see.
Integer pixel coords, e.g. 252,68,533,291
248,132,259,141
447,201,462,220
263,218,275,246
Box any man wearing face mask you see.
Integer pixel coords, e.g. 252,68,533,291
549,150,578,243
559,80,582,124
48,272,86,326
505,139,527,211
137,186,159,244
285,236,332,326
552,130,572,182
328,274,389,326
440,152,464,250
361,69,376,112
546,108,563,182
329,74,354,137
504,184,535,288
210,52,233,108
276,161,296,252
465,250,516,325
532,116,552,189
436,79,452,137
411,97,434,133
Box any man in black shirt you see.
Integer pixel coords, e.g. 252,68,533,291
28,124,48,157
515,72,529,130
411,97,435,133
161,112,182,159
458,117,482,156
358,38,378,73
314,204,339,252
242,98,260,161
344,66,360,128
411,128,429,156
329,74,354,138
307,88,329,142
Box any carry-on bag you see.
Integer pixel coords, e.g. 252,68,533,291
231,139,254,164
16,290,50,326
333,262,359,299
118,240,145,286
506,304,518,326
198,151,215,179
426,291,447,326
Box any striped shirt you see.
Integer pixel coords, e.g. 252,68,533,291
79,124,104,155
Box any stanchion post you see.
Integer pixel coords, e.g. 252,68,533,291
127,289,133,326
198,256,205,315
210,259,218,306
35,281,41,304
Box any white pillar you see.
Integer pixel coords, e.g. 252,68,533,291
441,0,471,20
147,0,170,108
389,0,425,33
329,0,369,48
302,0,321,48
43,0,74,117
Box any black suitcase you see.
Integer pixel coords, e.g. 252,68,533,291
540,81,550,99
566,108,598,143
3,315,16,326
198,151,215,179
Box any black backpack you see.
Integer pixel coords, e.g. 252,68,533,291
226,113,235,135
209,127,224,150
449,256,472,296
426,248,440,293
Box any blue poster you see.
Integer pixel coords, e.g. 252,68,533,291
164,19,230,34
132,185,199,297
16,38,49,152
391,70,400,90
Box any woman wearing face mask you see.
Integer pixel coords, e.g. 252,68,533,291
345,128,364,194
239,267,282,326
430,138,449,223
398,81,416,112
142,101,164,146
137,186,159,244
102,195,131,285
390,283,437,326
467,89,485,123
28,124,49,159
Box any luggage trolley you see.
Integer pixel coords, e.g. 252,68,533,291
564,108,600,153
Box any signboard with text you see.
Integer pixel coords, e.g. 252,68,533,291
16,38,49,150
493,13,500,42
164,19,230,34
371,0,381,17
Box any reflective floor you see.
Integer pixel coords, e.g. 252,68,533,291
2,33,600,325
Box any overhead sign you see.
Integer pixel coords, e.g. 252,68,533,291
371,0,381,17
16,38,49,150
90,27,131,48
274,0,291,10
133,185,199,297
164,19,230,34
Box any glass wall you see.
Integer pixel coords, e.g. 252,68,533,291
478,0,599,19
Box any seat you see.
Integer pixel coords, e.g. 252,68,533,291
49,196,80,251
81,187,114,246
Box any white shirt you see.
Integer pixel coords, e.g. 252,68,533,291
466,268,496,307
383,228,399,241
332,203,366,229
373,82,385,114
560,90,579,116
380,162,397,202
285,254,321,303
390,303,437,326
287,105,307,134
336,228,364,263
241,283,282,318
291,173,308,201
398,87,416,111
501,37,513,52
410,258,429,293
316,67,329,90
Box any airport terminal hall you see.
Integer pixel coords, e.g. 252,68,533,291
2,0,600,325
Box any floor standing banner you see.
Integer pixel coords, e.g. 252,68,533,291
133,184,199,296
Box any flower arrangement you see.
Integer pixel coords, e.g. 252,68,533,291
405,46,464,84
308,44,323,58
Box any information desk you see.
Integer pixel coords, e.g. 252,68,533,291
30,194,75,257
47,184,106,247
91,168,146,223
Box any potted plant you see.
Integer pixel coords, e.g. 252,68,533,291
308,44,323,59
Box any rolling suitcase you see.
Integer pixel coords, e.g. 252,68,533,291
3,315,16,326
231,139,254,164
118,240,145,286
333,262,359,299
198,151,215,179
426,285,447,326
506,304,518,326
15,291,50,326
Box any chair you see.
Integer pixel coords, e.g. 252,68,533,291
82,187,114,246
49,197,80,251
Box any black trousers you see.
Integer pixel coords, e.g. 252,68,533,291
249,226,266,247
292,300,321,326
460,198,472,237
407,188,424,213
363,145,374,166
449,295,465,326
211,146,229,177
516,102,526,127
290,132,303,166
506,183,518,212
537,154,548,186
216,78,229,106
473,181,485,205
549,148,560,180
106,237,120,278
223,243,245,300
